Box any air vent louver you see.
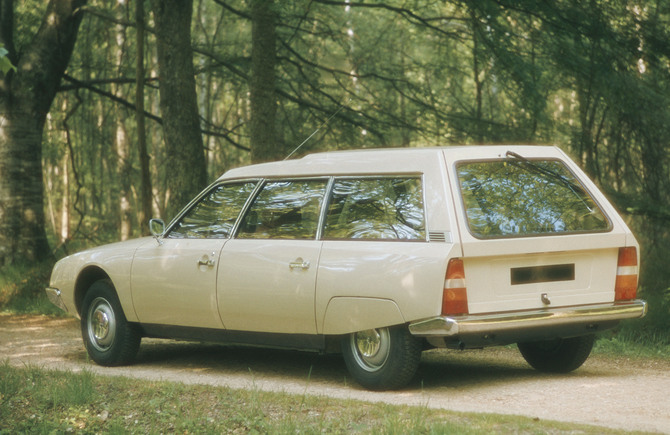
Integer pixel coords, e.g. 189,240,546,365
429,231,452,243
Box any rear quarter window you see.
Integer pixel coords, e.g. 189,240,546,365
456,159,611,238
323,177,426,240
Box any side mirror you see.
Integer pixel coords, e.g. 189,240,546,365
149,218,165,244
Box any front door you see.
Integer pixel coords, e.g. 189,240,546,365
131,238,225,328
130,181,258,328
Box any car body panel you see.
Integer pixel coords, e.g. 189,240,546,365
315,241,452,333
464,249,619,314
217,239,321,334
322,297,405,335
131,238,226,329
48,237,151,321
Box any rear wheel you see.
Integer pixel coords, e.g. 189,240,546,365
341,326,422,390
518,334,595,373
81,279,141,366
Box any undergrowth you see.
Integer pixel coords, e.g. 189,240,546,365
0,261,63,315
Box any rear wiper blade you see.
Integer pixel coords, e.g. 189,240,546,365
504,151,587,197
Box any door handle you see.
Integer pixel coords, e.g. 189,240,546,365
197,252,216,268
289,258,310,270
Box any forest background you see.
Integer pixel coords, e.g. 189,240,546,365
0,0,668,340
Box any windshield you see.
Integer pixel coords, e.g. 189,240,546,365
456,158,611,239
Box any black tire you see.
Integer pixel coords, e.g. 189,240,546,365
518,334,595,373
80,279,141,366
341,325,422,390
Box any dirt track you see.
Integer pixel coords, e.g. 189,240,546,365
2,313,669,433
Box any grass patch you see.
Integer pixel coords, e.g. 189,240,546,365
0,361,632,434
595,329,670,359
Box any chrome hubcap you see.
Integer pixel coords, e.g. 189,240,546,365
87,297,116,352
351,328,390,372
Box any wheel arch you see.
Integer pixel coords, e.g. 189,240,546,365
74,266,111,316
321,297,406,335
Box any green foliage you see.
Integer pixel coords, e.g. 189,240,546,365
0,362,628,434
0,45,16,75
13,1,48,54
0,262,62,315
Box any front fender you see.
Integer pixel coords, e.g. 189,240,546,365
48,237,154,322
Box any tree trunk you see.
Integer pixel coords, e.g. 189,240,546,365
136,0,153,234
115,123,132,241
60,150,71,243
113,3,132,241
249,0,279,163
151,0,207,219
0,0,86,266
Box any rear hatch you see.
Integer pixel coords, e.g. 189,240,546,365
446,146,635,314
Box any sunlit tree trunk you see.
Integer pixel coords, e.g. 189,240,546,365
113,4,132,241
136,0,153,233
60,150,70,243
115,123,132,241
0,0,86,266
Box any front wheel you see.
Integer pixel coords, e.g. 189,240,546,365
341,326,422,390
81,279,141,366
518,334,595,373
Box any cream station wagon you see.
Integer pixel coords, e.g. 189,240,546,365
46,146,647,390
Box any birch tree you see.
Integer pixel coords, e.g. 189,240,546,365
0,0,86,265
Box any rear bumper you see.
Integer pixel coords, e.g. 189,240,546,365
408,300,647,348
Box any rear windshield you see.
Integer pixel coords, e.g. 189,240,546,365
456,159,611,239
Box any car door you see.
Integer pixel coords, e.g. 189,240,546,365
130,181,257,328
217,178,328,334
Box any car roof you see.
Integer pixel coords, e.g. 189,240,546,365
217,145,564,180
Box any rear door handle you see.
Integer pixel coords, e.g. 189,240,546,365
289,257,310,270
197,252,216,268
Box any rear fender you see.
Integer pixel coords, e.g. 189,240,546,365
321,297,405,335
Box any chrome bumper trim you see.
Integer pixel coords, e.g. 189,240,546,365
408,300,647,337
45,287,68,313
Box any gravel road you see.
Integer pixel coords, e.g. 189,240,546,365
2,313,669,433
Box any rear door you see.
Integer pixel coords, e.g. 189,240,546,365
217,178,328,334
447,147,632,314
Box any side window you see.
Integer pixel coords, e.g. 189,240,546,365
169,182,257,239
237,179,328,239
323,177,426,240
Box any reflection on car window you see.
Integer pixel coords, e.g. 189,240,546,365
323,177,426,240
169,182,257,239
457,159,610,238
237,179,327,239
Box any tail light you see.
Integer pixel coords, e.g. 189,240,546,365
442,258,469,315
615,247,638,301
